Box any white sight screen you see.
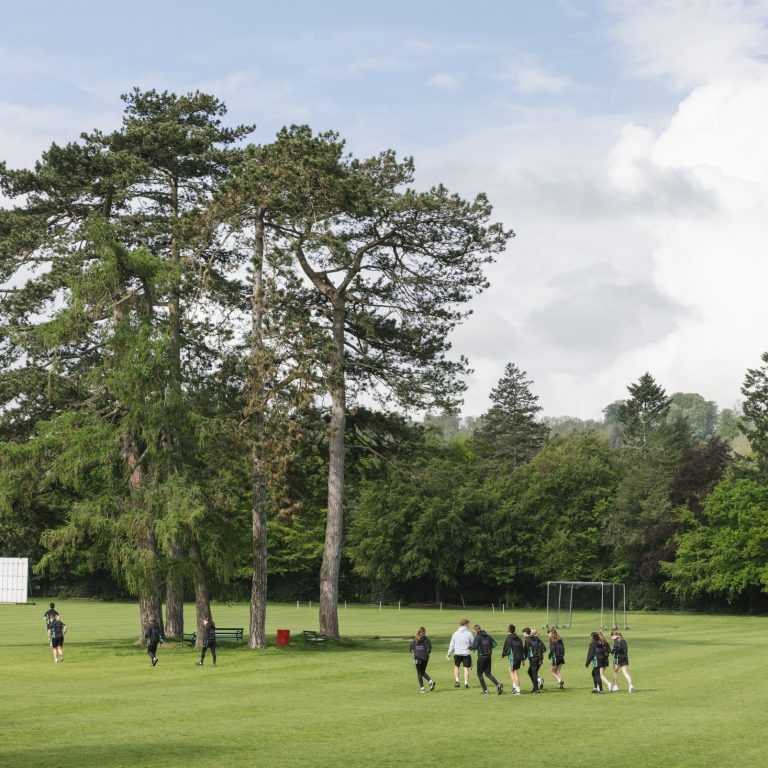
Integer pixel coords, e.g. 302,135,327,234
0,557,29,603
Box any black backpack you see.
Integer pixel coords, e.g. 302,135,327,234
510,635,525,661
478,634,496,657
531,637,545,659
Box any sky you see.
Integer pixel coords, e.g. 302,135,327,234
3,0,768,419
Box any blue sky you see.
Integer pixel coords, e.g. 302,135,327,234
3,1,768,418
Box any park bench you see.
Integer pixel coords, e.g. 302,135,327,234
303,630,328,646
182,627,244,646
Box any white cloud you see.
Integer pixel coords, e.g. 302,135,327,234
509,66,572,94
424,73,460,90
609,0,768,88
417,56,768,419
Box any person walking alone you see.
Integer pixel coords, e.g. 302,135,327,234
470,624,503,695
47,615,67,664
145,616,165,667
196,617,217,666
43,602,58,629
409,626,436,694
446,618,474,688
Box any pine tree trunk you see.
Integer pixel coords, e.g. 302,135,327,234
249,210,268,649
250,448,268,648
164,541,185,639
189,536,212,649
125,434,163,640
164,181,185,639
319,302,346,639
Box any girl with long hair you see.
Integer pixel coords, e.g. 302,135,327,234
547,628,565,689
585,631,610,693
610,630,635,693
409,626,435,693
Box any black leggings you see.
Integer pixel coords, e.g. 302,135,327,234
201,644,217,664
147,642,158,660
528,659,542,690
591,666,602,690
477,656,500,692
415,660,432,688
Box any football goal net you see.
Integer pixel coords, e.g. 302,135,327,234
545,580,628,631
0,557,29,604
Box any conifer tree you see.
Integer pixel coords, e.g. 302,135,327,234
252,127,512,637
617,372,671,447
0,90,251,636
472,363,548,470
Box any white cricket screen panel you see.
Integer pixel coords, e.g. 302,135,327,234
0,557,29,603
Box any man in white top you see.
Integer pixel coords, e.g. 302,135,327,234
446,618,474,688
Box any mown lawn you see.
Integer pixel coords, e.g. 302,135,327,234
1,601,765,768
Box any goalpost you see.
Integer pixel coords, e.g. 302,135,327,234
545,580,628,631
0,557,30,604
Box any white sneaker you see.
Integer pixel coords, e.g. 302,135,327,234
629,685,635,693
420,687,426,694
611,685,619,692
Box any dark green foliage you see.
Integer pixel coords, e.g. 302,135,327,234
616,372,671,447
472,363,548,471
662,478,768,607
668,392,718,441
741,351,768,478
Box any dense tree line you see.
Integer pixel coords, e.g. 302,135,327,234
2,90,767,633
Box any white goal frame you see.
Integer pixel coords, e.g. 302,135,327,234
545,580,628,630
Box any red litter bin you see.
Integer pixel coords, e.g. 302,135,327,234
276,629,290,647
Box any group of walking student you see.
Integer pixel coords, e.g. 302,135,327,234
409,618,635,696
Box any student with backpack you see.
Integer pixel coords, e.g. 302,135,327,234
469,624,503,695
196,617,217,666
47,616,67,664
585,631,610,693
501,624,525,695
547,628,565,689
609,630,635,693
144,617,165,667
409,626,436,694
522,627,546,693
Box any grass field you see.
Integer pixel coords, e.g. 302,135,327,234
1,601,765,768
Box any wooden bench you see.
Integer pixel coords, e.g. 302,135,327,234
182,627,244,646
303,630,328,646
